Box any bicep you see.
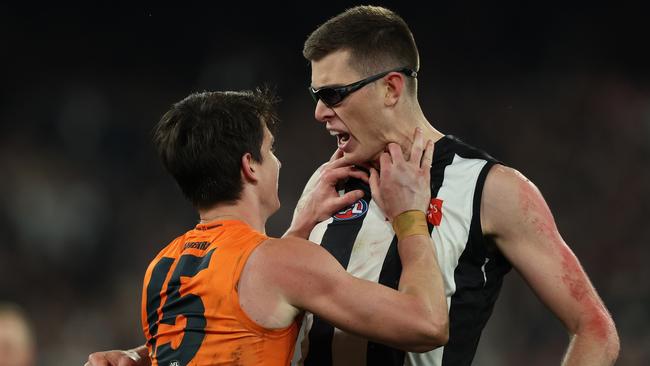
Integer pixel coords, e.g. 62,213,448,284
281,242,399,328
273,239,434,350
483,166,613,336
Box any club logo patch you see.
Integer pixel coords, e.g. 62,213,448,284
333,199,368,221
427,198,444,226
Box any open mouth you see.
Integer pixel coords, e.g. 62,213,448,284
329,129,353,151
335,132,351,147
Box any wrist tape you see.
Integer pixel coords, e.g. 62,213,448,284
392,210,429,240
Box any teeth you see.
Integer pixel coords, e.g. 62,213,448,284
329,130,350,145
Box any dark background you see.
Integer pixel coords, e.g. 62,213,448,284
1,2,649,365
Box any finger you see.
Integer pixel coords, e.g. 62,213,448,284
409,127,424,163
329,148,344,162
325,153,354,170
386,143,404,164
348,169,370,184
379,151,392,173
322,166,364,184
335,190,365,209
369,167,381,202
420,139,434,170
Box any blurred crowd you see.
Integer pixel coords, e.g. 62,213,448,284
1,3,649,365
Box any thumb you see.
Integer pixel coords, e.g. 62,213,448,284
329,148,344,162
369,167,381,204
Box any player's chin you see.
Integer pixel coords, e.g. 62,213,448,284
336,149,369,164
345,149,377,166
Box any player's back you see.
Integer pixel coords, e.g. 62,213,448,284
141,219,300,366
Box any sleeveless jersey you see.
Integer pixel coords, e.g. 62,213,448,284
293,135,512,366
141,219,300,366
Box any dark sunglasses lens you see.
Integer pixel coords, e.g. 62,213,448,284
309,88,319,103
317,88,343,106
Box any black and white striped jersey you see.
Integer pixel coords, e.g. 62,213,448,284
291,135,512,366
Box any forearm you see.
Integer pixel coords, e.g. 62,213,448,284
397,234,448,332
283,215,316,239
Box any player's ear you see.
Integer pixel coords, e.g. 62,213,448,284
241,153,259,183
384,72,405,107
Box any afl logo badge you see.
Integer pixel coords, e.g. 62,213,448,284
333,199,368,221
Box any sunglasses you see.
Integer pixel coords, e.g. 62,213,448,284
308,66,417,107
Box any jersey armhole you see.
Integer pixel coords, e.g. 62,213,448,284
472,162,496,255
230,237,300,338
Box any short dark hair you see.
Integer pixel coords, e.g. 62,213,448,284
153,88,279,209
303,6,419,93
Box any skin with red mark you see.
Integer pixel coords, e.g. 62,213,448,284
518,175,557,238
558,246,612,342
517,176,612,343
483,165,619,364
558,245,588,302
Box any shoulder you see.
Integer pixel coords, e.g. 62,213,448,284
481,164,554,237
142,235,187,284
249,237,333,273
149,234,186,264
483,164,531,199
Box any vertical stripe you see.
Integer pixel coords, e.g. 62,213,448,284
305,178,371,366
441,161,512,366
365,235,404,365
365,138,457,366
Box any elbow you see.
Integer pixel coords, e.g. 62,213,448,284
422,315,450,351
405,312,449,353
606,336,620,364
596,314,620,362
574,311,620,363
601,321,620,363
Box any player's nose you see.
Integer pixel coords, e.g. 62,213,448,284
314,100,335,123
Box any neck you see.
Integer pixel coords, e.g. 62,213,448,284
198,199,267,233
371,105,444,170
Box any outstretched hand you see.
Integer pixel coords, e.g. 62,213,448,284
85,348,146,366
286,149,369,238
